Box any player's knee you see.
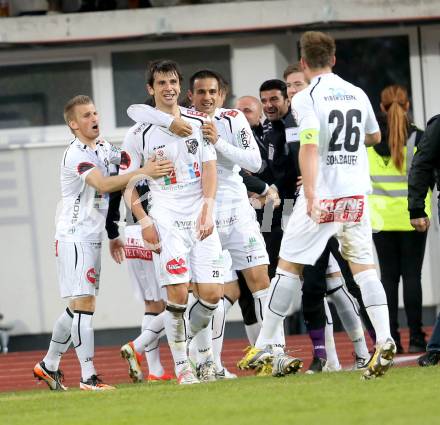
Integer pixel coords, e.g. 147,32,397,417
242,265,270,292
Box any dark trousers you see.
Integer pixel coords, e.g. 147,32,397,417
373,230,427,343
427,312,440,352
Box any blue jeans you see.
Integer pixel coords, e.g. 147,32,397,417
427,312,440,352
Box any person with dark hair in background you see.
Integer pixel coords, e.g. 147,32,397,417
369,85,429,354
408,113,440,366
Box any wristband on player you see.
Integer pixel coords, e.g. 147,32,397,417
138,215,154,229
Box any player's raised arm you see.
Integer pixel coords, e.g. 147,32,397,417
127,103,192,137
85,157,173,194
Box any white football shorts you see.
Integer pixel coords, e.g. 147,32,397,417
56,240,101,298
124,225,165,302
154,217,224,287
217,203,269,271
280,192,374,266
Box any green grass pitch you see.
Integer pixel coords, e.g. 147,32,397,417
1,367,439,425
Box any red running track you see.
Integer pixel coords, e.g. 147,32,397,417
0,328,426,392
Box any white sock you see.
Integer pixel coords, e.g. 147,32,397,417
142,313,165,377
188,298,218,364
43,308,73,371
188,297,219,338
255,270,300,349
133,311,165,353
252,288,268,325
72,310,96,381
327,280,369,359
324,298,340,369
245,322,261,346
354,269,391,345
164,302,188,375
212,297,233,371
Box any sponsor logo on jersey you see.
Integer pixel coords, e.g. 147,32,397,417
187,161,200,179
319,195,364,223
324,88,357,102
71,195,81,224
133,122,148,135
120,151,131,170
185,109,207,118
185,138,198,154
220,110,239,118
173,219,196,229
238,128,251,149
77,162,95,175
109,143,120,154
164,168,177,185
86,267,98,284
166,257,188,275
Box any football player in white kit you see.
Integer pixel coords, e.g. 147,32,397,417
119,60,223,385
106,181,174,382
240,31,396,380
33,95,170,391
128,69,301,377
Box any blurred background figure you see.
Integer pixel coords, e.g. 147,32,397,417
368,84,429,354
0,313,13,354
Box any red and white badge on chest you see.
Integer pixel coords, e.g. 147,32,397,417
319,195,364,224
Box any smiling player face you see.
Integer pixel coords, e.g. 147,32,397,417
69,103,100,143
147,71,181,111
188,77,220,117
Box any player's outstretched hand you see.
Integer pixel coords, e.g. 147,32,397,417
201,122,219,145
170,117,193,137
410,217,430,232
141,155,174,179
142,224,161,254
109,238,125,264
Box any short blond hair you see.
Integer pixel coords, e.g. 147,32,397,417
300,31,336,69
63,95,94,127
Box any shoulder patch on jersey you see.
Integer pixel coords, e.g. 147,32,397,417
220,109,239,118
77,162,95,175
133,122,150,136
120,151,131,170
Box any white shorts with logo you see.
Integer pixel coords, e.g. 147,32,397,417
280,192,374,266
154,216,224,287
56,240,101,298
223,249,238,283
124,225,165,302
217,203,269,271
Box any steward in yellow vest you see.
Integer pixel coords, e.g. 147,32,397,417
368,124,431,232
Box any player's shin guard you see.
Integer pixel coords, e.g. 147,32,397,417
43,308,73,371
252,288,268,325
188,297,219,337
212,297,229,371
142,312,165,377
327,279,369,359
324,298,339,369
164,302,188,375
255,270,299,349
72,310,96,381
354,269,391,345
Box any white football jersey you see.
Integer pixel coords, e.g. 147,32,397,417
55,138,123,242
120,113,217,218
292,73,379,198
213,108,262,211
126,104,261,212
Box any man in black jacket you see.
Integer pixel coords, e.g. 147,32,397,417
408,114,440,367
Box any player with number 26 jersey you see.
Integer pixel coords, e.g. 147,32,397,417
292,72,379,199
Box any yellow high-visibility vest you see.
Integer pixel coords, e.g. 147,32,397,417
368,131,431,232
